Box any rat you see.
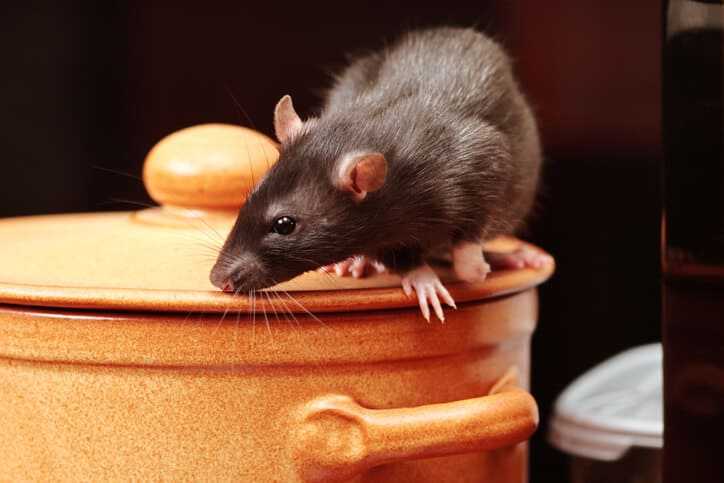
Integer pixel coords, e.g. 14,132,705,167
210,27,550,321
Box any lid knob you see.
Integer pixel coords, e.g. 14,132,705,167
143,124,279,211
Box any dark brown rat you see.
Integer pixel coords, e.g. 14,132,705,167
210,27,548,320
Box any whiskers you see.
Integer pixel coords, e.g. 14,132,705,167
269,278,331,331
224,83,257,130
94,167,331,347
92,165,144,182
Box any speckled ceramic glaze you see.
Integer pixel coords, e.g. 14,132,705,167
0,125,553,482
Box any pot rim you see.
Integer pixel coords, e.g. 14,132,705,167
0,290,538,367
0,245,553,314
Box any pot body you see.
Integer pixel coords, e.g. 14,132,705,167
0,289,538,482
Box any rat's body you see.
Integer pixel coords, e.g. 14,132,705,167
324,28,541,241
211,27,548,320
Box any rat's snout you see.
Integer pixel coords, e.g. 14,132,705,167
209,253,266,293
209,263,234,292
211,271,241,293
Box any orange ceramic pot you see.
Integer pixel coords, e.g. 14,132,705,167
0,125,553,482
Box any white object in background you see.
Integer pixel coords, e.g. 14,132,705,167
548,343,663,461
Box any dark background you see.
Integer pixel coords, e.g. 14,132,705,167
1,1,662,481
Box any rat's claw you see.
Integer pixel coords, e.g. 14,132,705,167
335,258,354,276
434,280,457,309
401,277,413,297
318,258,353,276
320,256,385,278
486,246,554,270
350,257,368,278
427,286,444,322
416,288,431,322
452,241,490,283
401,264,457,323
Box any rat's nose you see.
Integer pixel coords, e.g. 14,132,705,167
220,279,234,292
210,254,261,292
210,262,246,293
210,264,236,292
211,272,237,293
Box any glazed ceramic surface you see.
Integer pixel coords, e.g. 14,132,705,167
0,125,553,482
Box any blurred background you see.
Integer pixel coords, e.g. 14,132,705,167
1,1,663,481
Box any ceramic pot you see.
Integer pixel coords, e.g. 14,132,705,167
0,125,553,482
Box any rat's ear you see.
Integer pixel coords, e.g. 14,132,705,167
336,152,387,202
274,95,303,144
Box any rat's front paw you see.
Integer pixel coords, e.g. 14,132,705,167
486,246,554,270
452,241,490,283
401,264,456,322
319,255,386,278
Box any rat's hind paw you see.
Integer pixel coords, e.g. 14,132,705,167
319,255,386,278
401,265,457,322
486,246,554,270
452,241,491,283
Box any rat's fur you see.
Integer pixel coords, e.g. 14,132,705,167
210,27,541,292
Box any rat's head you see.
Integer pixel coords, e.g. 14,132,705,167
209,95,388,293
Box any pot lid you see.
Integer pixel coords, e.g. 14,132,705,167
548,344,663,461
0,124,554,313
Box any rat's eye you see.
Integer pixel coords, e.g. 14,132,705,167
272,216,296,235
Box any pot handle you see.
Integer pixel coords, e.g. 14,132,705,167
290,367,538,483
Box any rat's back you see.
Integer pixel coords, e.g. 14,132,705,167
325,27,516,133
324,27,541,237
